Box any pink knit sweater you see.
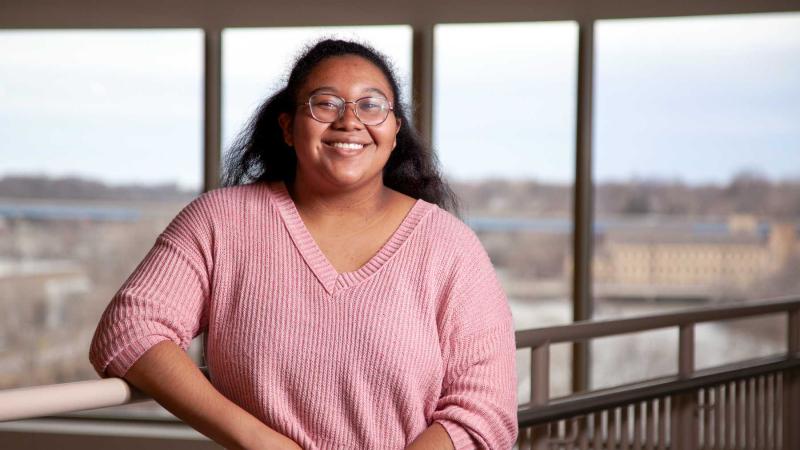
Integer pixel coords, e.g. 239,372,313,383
89,181,518,449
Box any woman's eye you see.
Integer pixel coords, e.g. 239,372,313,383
360,101,383,111
315,101,339,110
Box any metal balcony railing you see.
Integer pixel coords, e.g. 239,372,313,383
515,296,800,450
1,297,798,450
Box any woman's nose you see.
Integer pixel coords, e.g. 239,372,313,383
334,102,363,129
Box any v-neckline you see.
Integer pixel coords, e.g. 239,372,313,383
269,180,432,294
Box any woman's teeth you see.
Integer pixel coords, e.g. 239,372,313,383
330,142,365,150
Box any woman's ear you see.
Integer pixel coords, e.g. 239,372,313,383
278,113,294,147
392,118,402,150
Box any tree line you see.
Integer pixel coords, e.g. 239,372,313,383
2,172,799,218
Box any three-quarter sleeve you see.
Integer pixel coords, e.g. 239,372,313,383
88,195,213,378
431,230,519,449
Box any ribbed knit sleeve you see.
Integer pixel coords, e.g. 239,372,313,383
431,227,519,450
88,194,213,378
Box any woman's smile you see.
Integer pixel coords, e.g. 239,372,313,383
322,139,372,156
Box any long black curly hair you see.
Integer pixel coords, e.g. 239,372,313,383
221,38,460,216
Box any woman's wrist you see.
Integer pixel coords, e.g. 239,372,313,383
236,418,302,450
405,422,454,450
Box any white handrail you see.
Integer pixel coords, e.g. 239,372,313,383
0,377,142,422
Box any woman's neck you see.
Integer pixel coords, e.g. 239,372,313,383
286,174,393,227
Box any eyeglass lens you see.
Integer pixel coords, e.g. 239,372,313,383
308,94,390,125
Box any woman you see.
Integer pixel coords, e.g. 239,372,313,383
89,39,518,450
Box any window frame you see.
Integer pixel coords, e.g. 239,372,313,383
1,0,797,409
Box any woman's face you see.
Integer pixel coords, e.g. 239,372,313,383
279,55,401,192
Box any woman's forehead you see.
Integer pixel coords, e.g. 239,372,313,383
301,55,394,99
308,85,390,99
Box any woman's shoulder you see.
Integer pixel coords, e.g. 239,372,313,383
164,182,273,234
200,181,271,202
182,182,273,214
410,197,485,258
413,196,475,237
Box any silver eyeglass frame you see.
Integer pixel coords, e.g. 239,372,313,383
303,94,395,126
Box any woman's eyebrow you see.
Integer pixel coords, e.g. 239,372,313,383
363,87,389,98
308,86,337,95
307,86,391,99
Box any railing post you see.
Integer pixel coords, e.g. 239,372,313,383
571,17,595,397
784,308,800,450
203,27,222,192
672,324,698,450
411,23,433,144
531,343,550,450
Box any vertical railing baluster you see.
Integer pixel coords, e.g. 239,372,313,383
740,379,748,449
545,422,552,449
757,375,765,449
531,343,550,450
522,425,533,450
699,388,706,449
777,372,784,450
710,385,717,450
774,373,781,450
767,374,774,450
710,387,716,450
707,387,715,450
644,399,658,450
744,378,752,450
767,374,772,450
785,308,800,450
744,379,750,450
645,399,655,450
751,377,757,447
577,415,589,450
716,384,725,450
751,377,757,449
609,407,619,449
633,402,643,450
563,418,570,448
659,397,668,450
593,411,604,450
729,381,737,450
673,324,698,450
620,404,630,450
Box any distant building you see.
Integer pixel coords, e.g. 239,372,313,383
566,216,799,301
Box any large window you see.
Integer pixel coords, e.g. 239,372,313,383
434,21,578,399
0,29,203,415
591,12,800,389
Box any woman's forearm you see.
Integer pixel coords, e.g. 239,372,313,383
405,422,455,450
123,340,300,450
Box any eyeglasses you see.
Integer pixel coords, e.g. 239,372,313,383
304,94,394,126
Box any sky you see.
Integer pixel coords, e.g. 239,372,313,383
0,12,799,190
